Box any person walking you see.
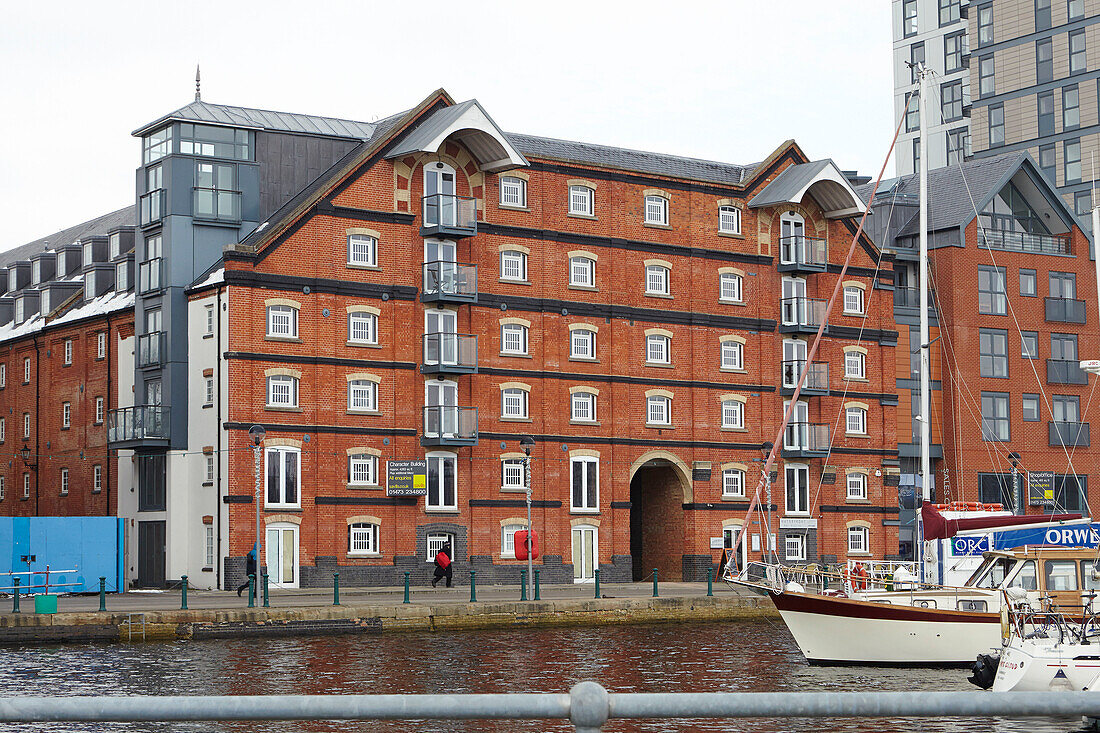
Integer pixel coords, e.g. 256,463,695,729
237,547,257,597
432,543,453,588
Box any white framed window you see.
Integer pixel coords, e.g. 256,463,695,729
62,402,71,429
63,339,72,365
848,526,869,554
265,446,301,508
23,412,30,439
500,177,526,208
426,531,455,561
647,395,671,426
500,250,528,282
1,418,6,443
24,358,30,383
719,206,742,234
205,306,215,335
570,456,599,511
115,262,129,292
785,463,810,516
501,523,525,558
205,526,215,567
571,391,596,422
501,388,529,419
721,340,743,370
1,363,6,387
644,195,669,225
98,332,107,359
502,458,526,490
266,305,298,338
847,472,868,500
719,273,743,302
205,378,214,405
348,454,378,486
0,476,6,500
646,334,670,364
348,523,380,555
785,535,806,561
501,324,528,355
23,473,30,499
569,257,595,287
267,375,298,408
645,265,669,295
347,234,378,267
95,397,104,423
348,380,378,412
60,468,69,496
844,350,866,379
843,286,865,315
205,454,215,483
93,464,103,493
722,469,745,498
846,407,867,435
348,312,378,344
569,185,594,216
426,452,457,510
721,399,744,429
570,328,596,360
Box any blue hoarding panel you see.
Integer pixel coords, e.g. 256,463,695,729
0,517,123,593
993,523,1100,550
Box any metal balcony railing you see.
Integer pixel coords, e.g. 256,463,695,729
422,333,478,374
892,287,937,309
136,331,165,368
781,360,829,394
1047,358,1088,385
1045,297,1086,324
779,297,826,332
783,422,830,455
138,258,162,294
193,187,242,223
1049,421,1090,448
978,229,1071,255
777,236,827,272
422,261,477,303
139,189,165,226
107,406,169,444
422,405,478,445
421,194,477,237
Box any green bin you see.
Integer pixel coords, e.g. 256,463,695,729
34,595,57,614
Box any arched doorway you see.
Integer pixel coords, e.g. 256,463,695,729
629,452,692,581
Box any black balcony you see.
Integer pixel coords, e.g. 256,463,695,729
138,258,162,294
107,406,169,447
978,229,1071,255
1045,297,1087,324
139,189,165,227
136,331,165,368
780,360,829,396
1048,358,1088,385
779,297,826,334
422,405,478,446
421,194,477,238
782,422,830,458
1049,421,1090,448
422,333,478,374
777,236,827,273
893,286,937,310
193,187,242,223
422,261,477,304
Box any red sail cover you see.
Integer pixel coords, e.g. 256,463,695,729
921,504,1083,540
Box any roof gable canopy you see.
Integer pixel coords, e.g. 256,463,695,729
748,159,866,218
384,100,527,173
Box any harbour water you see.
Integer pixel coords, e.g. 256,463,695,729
0,620,1084,732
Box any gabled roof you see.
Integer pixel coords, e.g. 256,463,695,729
132,100,383,140
385,100,527,172
747,159,867,217
0,206,134,268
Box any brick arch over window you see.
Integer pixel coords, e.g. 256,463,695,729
628,450,693,503
392,148,486,215
757,201,827,251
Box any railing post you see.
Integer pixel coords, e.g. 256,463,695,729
180,575,188,610
247,574,255,608
570,681,610,733
534,569,541,600
707,567,713,597
11,578,19,614
332,572,340,606
262,573,269,608
593,569,600,599
403,571,410,604
520,570,528,601
99,577,107,611
469,570,477,603
653,569,659,598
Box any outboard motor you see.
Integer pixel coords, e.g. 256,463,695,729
968,652,1000,690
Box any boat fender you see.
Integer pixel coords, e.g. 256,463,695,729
1000,605,1010,643
967,653,1000,690
784,581,805,593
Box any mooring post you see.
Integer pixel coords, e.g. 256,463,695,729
469,570,477,603
180,576,188,610
262,573,269,608
534,569,541,600
99,577,107,611
247,575,255,608
332,572,340,606
653,569,659,598
707,567,713,597
593,569,600,599
403,571,410,604
520,570,528,601
11,577,19,614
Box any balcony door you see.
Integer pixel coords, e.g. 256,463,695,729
784,463,810,516
781,278,807,325
572,524,598,583
266,523,299,588
782,339,807,388
783,400,809,449
424,163,456,226
424,239,458,296
780,212,806,264
426,380,458,437
425,309,457,367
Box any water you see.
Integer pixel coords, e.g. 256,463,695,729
0,620,1085,732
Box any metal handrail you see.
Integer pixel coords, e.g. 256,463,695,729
780,296,826,327
978,228,1071,255
192,187,242,222
781,360,828,391
139,189,165,226
778,235,827,267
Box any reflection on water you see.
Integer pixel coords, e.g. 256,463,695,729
0,619,1084,732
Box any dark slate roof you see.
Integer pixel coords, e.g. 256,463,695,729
506,132,755,186
133,100,380,140
856,152,1028,237
0,206,134,268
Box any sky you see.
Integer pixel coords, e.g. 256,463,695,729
0,0,893,253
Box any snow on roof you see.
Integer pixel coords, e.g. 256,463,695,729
0,291,134,345
192,268,224,290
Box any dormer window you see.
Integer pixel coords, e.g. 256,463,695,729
109,233,121,260
30,262,40,285
84,272,95,301
116,262,129,292
14,299,23,324
83,241,94,265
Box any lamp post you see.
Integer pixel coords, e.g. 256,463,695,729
1008,451,1021,516
761,441,774,560
520,435,536,601
248,425,266,605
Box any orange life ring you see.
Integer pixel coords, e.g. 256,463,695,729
853,562,869,591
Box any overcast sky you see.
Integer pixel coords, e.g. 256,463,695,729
0,1,893,253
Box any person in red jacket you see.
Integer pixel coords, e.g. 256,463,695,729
432,543,453,588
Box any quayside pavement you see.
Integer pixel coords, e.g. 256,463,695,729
0,581,776,645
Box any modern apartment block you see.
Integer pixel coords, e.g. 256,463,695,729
893,0,1100,227
0,88,902,588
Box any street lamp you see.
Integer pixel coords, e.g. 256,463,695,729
248,425,266,604
1008,451,1021,515
19,445,35,468
520,435,536,600
761,441,774,560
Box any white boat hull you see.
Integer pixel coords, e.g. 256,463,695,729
994,640,1100,692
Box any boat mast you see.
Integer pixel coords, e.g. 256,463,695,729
918,65,932,510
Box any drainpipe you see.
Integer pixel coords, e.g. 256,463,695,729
215,284,224,590
31,334,40,517
105,313,112,516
